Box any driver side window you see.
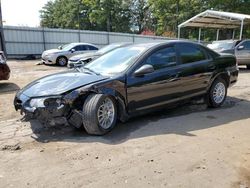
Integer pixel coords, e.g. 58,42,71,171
146,47,176,70
240,41,250,50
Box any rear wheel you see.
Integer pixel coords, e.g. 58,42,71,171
56,56,67,66
82,94,117,135
206,78,227,108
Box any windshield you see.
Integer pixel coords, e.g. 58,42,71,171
84,46,147,76
208,41,235,51
61,43,76,51
97,44,123,54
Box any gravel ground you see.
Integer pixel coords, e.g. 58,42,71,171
0,60,250,188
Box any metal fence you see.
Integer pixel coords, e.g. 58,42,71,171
3,26,172,58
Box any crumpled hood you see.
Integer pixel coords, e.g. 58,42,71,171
19,71,108,97
69,52,101,61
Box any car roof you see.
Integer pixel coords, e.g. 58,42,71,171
211,40,241,43
70,43,99,47
109,42,133,45
124,40,203,50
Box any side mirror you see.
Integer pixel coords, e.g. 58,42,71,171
71,49,76,53
237,45,244,50
134,64,154,77
58,45,62,50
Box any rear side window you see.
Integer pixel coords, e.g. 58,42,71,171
88,45,98,50
178,44,207,64
74,45,88,51
146,47,177,70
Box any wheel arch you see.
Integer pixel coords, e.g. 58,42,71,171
93,88,129,122
208,72,230,90
56,55,68,64
71,88,129,122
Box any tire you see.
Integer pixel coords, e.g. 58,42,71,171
82,94,117,135
206,78,227,108
246,65,250,69
56,56,68,66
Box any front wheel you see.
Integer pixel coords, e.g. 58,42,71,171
56,56,67,66
82,94,117,135
206,78,227,108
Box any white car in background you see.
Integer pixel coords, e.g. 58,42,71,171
41,43,99,66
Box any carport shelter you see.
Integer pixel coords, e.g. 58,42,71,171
178,10,250,41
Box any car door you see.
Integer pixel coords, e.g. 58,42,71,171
126,45,183,113
67,45,85,58
175,43,214,99
75,45,88,55
235,40,250,65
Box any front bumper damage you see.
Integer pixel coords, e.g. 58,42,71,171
14,93,82,127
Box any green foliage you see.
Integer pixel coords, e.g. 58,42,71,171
130,0,156,33
40,0,131,32
40,0,250,39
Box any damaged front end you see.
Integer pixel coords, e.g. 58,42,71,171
14,93,71,126
13,69,110,127
14,86,93,129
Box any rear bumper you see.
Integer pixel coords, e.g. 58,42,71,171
228,66,239,87
237,59,250,65
0,64,10,80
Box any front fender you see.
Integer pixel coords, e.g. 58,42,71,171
65,82,129,122
93,87,129,122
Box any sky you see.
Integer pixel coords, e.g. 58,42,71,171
2,0,50,27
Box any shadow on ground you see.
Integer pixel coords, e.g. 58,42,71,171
26,95,250,145
0,82,20,94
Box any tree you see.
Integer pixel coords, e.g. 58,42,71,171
149,0,207,36
40,0,250,38
130,0,156,34
40,1,56,28
40,0,132,32
40,0,92,30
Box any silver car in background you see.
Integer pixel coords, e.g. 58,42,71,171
207,39,250,69
67,42,132,68
207,40,241,54
235,39,250,69
41,43,99,66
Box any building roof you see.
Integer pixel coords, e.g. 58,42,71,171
178,10,250,29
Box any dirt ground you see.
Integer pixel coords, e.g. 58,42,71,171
0,60,250,188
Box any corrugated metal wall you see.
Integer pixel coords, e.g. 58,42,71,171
3,26,172,58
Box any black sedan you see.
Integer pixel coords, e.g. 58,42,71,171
14,41,238,135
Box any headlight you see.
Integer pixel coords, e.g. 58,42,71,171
77,59,86,65
29,98,47,108
29,96,63,108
